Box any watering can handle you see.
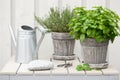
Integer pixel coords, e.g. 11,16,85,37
34,27,49,59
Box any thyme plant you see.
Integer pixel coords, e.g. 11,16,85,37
35,7,73,32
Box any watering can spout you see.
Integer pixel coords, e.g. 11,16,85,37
9,25,17,47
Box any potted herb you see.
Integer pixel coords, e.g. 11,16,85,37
68,6,120,68
35,7,75,60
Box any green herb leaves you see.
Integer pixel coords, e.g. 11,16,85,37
76,64,92,71
68,6,120,43
35,7,73,32
76,65,83,71
80,34,85,42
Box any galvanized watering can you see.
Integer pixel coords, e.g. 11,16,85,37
9,25,48,63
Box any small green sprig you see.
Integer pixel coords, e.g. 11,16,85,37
76,64,92,71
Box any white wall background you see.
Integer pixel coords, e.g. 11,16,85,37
0,0,120,76
0,0,11,69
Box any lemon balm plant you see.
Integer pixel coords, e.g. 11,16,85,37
35,7,75,60
69,6,120,68
69,6,120,42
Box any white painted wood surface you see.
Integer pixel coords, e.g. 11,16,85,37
0,57,119,80
85,70,102,76
34,70,50,76
67,58,85,75
0,0,120,80
15,0,34,28
0,76,9,80
51,60,67,75
102,66,119,75
9,75,119,80
17,64,33,75
0,57,20,75
62,0,82,9
35,0,58,17
86,0,106,8
0,0,11,70
10,76,51,80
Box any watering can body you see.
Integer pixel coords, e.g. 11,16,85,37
9,25,47,63
16,26,37,63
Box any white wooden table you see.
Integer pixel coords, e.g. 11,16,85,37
0,57,119,80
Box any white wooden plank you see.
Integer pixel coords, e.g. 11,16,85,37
10,75,119,80
58,0,62,10
37,0,58,17
0,0,11,70
101,66,119,75
101,75,119,80
105,0,110,8
109,0,120,14
62,0,82,9
69,75,119,80
51,60,68,75
34,70,51,76
81,0,87,7
51,76,68,80
67,59,85,75
32,76,51,80
0,57,20,75
68,76,84,80
17,64,33,75
0,76,9,80
10,76,51,80
11,0,16,56
15,0,34,28
83,76,102,80
86,0,106,9
85,70,102,75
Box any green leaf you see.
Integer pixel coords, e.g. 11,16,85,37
76,65,83,71
83,64,92,71
103,28,110,34
80,34,85,42
96,36,104,42
87,29,92,36
75,28,80,32
91,25,97,28
83,63,89,67
98,25,105,30
113,29,119,35
83,26,88,30
81,29,86,33
110,22,116,27
110,34,116,43
91,29,96,37
76,64,92,71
